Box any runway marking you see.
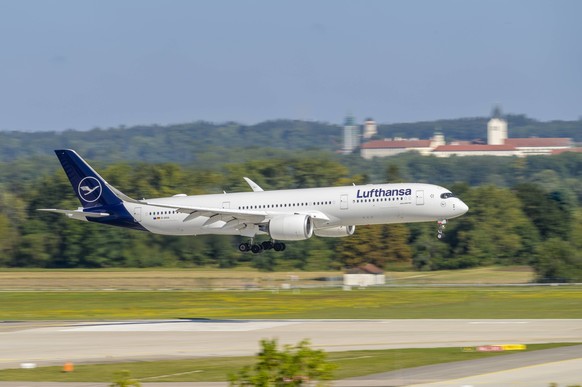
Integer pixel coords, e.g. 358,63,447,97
334,356,374,361
469,321,529,324
139,370,203,380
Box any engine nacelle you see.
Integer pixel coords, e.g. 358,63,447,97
314,225,356,238
269,214,313,241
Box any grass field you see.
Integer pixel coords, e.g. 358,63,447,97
0,266,535,291
2,286,582,320
0,344,575,382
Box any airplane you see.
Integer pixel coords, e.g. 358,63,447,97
39,149,469,253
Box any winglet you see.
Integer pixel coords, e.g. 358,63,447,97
243,177,264,192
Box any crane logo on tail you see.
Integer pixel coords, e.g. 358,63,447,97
77,177,102,203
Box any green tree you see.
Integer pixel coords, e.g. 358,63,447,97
515,183,573,240
0,213,18,265
385,164,404,183
335,225,384,268
383,224,412,264
569,209,582,251
229,339,336,387
110,370,141,387
409,223,450,271
533,238,582,283
447,185,538,268
334,224,411,269
0,187,28,266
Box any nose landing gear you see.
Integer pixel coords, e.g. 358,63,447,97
437,219,447,239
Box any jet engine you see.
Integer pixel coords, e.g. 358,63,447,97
314,225,356,238
269,214,313,241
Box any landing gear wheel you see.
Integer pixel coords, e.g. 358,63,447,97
238,242,251,252
273,242,286,252
251,244,263,254
261,241,274,250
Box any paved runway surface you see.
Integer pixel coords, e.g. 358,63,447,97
1,319,581,386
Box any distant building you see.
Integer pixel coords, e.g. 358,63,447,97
361,133,445,159
359,107,573,158
433,144,517,158
362,118,378,140
551,147,582,155
505,138,572,156
487,106,508,145
487,118,508,145
344,263,385,287
342,115,360,154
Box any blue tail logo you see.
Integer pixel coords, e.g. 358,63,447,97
55,149,122,209
78,176,103,203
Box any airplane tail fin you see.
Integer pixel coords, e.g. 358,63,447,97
55,149,130,209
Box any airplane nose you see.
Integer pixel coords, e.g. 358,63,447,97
458,200,469,214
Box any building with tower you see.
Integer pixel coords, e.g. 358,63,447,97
359,107,574,158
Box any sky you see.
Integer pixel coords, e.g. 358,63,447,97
0,0,581,131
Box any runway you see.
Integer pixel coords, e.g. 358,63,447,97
1,319,581,386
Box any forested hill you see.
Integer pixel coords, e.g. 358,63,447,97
0,120,341,164
1,115,580,163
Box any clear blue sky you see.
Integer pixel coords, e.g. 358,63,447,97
1,0,581,131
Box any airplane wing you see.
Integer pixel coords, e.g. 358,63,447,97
38,208,110,220
140,202,331,226
141,201,268,224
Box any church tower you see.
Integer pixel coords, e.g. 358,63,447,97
487,105,508,145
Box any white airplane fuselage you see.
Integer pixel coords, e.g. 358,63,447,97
131,183,466,236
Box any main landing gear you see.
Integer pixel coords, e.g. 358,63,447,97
437,219,447,239
238,240,286,254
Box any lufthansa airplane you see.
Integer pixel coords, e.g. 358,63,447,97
39,150,469,253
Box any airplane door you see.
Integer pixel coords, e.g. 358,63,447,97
340,194,348,210
133,207,142,222
416,190,424,205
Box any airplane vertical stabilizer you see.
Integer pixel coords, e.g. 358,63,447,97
55,149,123,209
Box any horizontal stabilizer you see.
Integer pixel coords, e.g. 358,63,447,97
38,208,110,221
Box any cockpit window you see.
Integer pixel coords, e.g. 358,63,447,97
440,192,455,199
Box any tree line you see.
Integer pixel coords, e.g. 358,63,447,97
1,151,581,282
1,115,582,164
